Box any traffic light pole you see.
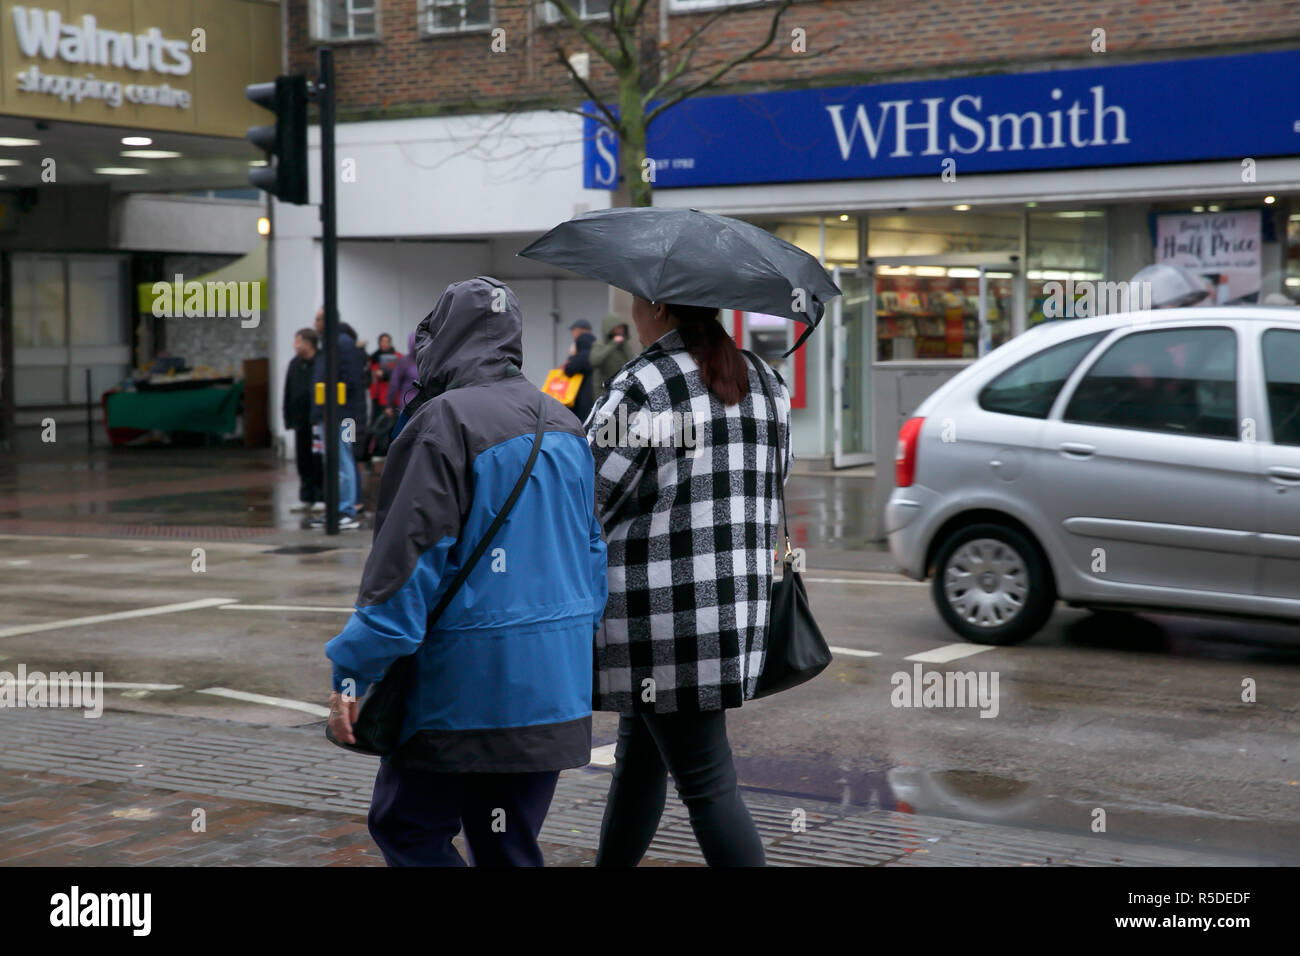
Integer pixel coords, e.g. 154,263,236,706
318,48,340,536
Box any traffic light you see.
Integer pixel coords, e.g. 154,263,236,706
245,76,308,205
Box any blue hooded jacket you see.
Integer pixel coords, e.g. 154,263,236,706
325,277,607,772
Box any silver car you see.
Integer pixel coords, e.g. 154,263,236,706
886,307,1300,644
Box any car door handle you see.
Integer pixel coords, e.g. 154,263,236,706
1059,442,1096,459
1267,466,1300,485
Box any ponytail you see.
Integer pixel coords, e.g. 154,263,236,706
668,304,751,406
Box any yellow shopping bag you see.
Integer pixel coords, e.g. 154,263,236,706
542,368,582,407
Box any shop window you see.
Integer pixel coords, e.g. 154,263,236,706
1286,214,1300,304
866,210,1020,258
1064,327,1237,440
12,257,65,349
756,215,858,266
11,255,128,408
421,0,491,33
874,267,1014,361
1026,209,1107,325
979,332,1105,419
311,0,379,41
1262,329,1300,446
536,0,611,24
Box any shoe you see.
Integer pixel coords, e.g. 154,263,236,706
354,503,366,516
309,514,361,530
310,501,326,513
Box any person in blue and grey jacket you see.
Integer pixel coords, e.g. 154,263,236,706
325,276,608,867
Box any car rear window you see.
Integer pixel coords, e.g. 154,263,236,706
978,333,1106,419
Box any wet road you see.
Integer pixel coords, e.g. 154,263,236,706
1,521,1296,863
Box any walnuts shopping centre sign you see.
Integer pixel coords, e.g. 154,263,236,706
585,50,1300,189
12,5,194,110
0,0,280,138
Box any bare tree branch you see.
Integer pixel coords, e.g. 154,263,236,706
552,41,623,132
645,0,793,126
640,5,739,105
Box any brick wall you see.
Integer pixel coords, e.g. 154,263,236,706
286,0,1300,119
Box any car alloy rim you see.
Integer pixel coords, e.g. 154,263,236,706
943,537,1029,628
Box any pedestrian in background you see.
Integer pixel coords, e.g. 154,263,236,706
283,328,322,512
365,333,402,460
587,298,791,867
568,317,592,342
310,309,365,531
388,331,419,411
589,313,638,405
326,276,607,867
340,321,371,506
564,327,597,423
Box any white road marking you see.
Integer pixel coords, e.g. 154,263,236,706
218,603,353,613
0,678,184,691
828,646,882,658
5,559,31,566
67,554,88,560
803,577,925,587
589,743,618,766
904,643,996,664
0,598,238,640
196,687,330,717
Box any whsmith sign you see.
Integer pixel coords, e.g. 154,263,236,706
584,51,1300,189
0,0,280,138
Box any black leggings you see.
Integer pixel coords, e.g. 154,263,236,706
595,709,765,867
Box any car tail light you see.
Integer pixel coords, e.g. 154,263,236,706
895,417,925,488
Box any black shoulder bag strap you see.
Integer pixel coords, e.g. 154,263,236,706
424,390,548,631
333,392,549,757
742,350,790,560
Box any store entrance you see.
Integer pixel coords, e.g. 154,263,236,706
867,255,1019,361
831,267,872,467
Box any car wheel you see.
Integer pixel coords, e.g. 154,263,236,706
931,523,1055,645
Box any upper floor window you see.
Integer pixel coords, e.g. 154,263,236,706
311,0,380,41
669,0,776,11
535,0,612,25
422,0,492,34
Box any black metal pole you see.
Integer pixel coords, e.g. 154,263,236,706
319,48,339,535
85,368,92,448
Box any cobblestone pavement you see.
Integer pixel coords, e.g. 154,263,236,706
0,708,1259,867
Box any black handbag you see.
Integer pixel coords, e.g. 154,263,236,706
743,351,833,699
326,392,548,756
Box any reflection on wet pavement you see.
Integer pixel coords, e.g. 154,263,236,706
0,443,889,558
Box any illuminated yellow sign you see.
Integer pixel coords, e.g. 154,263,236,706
0,0,281,138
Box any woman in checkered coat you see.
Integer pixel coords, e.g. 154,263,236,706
585,297,792,867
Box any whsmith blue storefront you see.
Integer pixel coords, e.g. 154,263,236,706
585,48,1300,517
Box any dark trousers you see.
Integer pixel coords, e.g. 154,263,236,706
292,425,323,503
596,710,765,867
368,762,560,867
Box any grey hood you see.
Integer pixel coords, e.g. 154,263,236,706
414,276,524,396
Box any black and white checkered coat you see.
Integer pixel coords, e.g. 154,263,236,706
586,328,792,715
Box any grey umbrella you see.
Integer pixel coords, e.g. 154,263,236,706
518,207,841,351
1129,263,1212,308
